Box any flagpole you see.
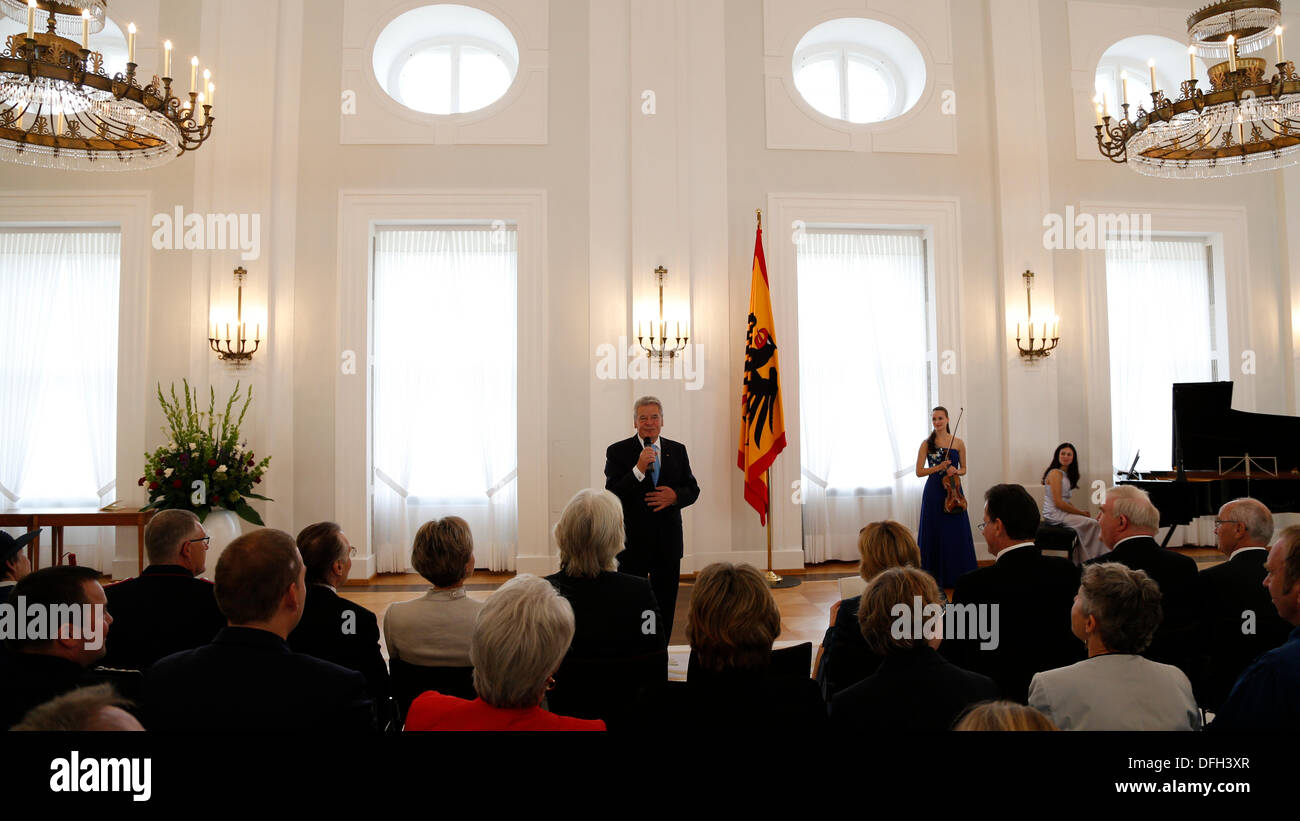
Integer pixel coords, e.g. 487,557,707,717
764,467,781,585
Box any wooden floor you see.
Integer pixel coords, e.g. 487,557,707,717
342,546,1226,663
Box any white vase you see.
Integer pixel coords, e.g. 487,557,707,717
201,508,243,580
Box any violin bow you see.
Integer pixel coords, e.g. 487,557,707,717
943,407,964,460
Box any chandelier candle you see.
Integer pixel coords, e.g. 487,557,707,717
81,9,89,49
127,22,136,64
1279,26,1285,64
164,40,172,77
1148,58,1157,92
25,0,33,39
1228,35,1237,71
1121,70,1129,105
191,56,198,94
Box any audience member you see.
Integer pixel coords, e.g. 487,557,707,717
287,522,390,721
546,489,663,656
0,529,36,605
102,510,225,670
954,700,1058,731
384,517,482,666
639,562,825,732
817,521,924,700
1087,485,1198,668
1210,525,1300,731
941,484,1082,702
143,528,375,732
1189,499,1291,711
830,567,998,732
0,566,113,729
404,574,605,730
11,683,144,731
1028,563,1199,730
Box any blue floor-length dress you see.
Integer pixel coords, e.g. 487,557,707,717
917,447,977,588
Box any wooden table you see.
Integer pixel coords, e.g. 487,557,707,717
0,507,156,575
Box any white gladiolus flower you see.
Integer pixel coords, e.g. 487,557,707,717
216,465,228,474
164,468,174,478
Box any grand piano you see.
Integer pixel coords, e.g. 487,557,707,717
1118,381,1300,546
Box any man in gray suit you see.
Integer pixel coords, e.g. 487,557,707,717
1028,562,1200,730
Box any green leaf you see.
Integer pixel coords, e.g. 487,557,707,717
234,499,264,527
242,493,274,502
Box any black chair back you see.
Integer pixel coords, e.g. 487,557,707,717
389,659,476,724
546,650,668,729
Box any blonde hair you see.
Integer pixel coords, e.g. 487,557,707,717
411,517,474,588
858,566,942,655
857,521,922,581
471,574,575,709
955,700,1058,731
687,563,781,673
554,489,624,579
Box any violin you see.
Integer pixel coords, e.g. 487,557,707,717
940,407,967,514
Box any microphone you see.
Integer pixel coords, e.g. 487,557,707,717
643,438,657,470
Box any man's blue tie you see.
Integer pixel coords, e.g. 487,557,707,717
650,440,660,486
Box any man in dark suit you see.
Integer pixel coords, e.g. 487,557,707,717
941,484,1082,702
1211,524,1300,731
0,566,113,729
0,529,36,605
1088,484,1199,669
1190,498,1292,711
604,395,700,640
143,528,376,732
288,522,391,726
102,509,226,670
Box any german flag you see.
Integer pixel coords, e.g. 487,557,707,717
737,218,787,524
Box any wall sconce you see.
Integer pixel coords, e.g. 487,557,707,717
1015,270,1059,359
637,265,689,362
208,266,261,366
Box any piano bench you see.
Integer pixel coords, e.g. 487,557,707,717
1035,521,1078,560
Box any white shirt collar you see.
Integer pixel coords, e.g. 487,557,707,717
995,542,1036,562
1230,545,1269,557
1114,534,1154,549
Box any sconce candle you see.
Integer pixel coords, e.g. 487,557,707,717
164,40,172,77
190,56,198,94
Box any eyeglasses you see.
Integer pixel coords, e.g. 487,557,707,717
1213,519,1243,529
348,546,357,557
184,536,211,547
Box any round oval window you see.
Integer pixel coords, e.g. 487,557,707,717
792,18,927,124
372,4,520,115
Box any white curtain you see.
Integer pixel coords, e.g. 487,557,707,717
796,231,930,562
1106,239,1213,473
371,227,518,572
0,229,120,571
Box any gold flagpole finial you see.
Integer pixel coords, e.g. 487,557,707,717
756,208,762,230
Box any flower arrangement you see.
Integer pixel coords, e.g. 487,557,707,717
140,380,272,525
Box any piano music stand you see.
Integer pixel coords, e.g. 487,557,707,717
1217,454,1278,498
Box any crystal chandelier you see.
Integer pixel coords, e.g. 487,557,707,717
0,0,215,171
1095,0,1298,178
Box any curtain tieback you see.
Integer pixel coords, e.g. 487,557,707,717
485,468,518,498
800,467,828,489
373,469,410,499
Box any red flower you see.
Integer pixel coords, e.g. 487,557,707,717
254,476,262,484
247,453,254,460
148,481,160,490
172,479,183,488
207,458,217,467
179,453,189,462
247,458,255,466
154,468,164,477
138,477,146,486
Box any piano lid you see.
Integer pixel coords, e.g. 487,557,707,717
1172,381,1300,474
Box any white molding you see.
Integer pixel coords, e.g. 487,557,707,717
765,193,966,562
1077,200,1253,480
762,0,956,154
0,191,152,580
336,189,548,576
341,0,549,145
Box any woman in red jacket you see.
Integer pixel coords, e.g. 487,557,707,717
404,574,605,731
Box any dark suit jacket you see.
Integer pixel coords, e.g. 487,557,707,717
1086,535,1200,669
287,585,391,712
637,666,827,733
102,564,226,670
604,435,700,561
144,626,376,732
0,582,15,606
545,570,664,656
830,645,999,732
817,596,883,701
1210,626,1300,732
0,650,104,729
1190,548,1293,711
940,545,1084,703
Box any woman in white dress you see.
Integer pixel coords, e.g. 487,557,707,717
1041,442,1106,563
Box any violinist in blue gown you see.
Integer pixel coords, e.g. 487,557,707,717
915,406,976,588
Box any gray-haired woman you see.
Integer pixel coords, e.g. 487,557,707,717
404,575,605,731
1028,562,1200,730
